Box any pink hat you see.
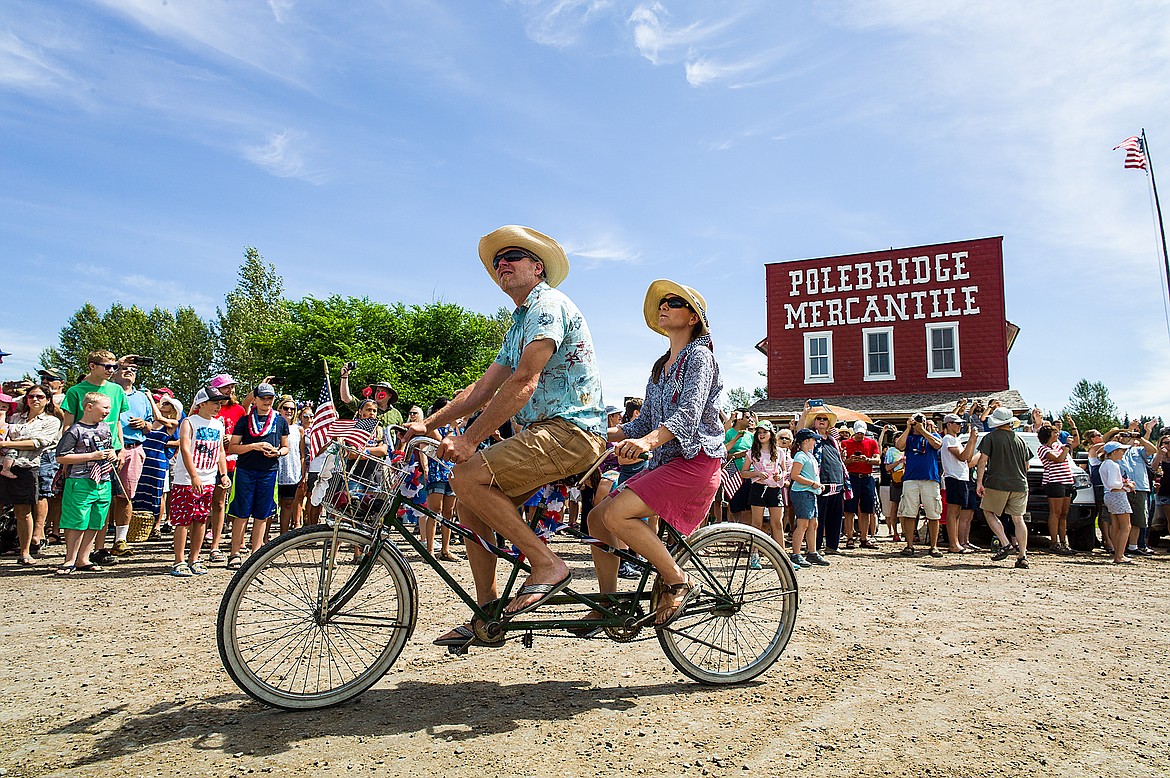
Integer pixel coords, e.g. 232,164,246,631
0,392,14,404
209,374,236,390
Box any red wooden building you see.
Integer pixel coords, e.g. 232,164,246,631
755,237,1018,419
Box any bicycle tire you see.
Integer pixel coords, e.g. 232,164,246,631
656,524,797,684
217,524,417,710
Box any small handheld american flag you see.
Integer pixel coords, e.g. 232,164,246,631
306,376,339,459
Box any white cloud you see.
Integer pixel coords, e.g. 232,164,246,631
566,236,643,264
0,30,76,93
267,0,296,24
514,0,614,47
628,2,724,65
242,129,326,183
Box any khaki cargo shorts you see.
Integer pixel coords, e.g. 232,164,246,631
479,417,607,506
898,479,942,521
981,487,1027,517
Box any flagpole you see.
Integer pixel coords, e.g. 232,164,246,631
1142,129,1170,316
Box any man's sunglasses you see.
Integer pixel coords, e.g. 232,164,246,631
92,362,118,370
492,249,538,269
659,296,693,311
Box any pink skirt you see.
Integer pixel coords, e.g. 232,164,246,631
620,453,722,536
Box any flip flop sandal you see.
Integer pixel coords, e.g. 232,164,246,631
503,572,573,618
55,564,76,576
18,556,35,566
75,563,104,572
655,580,702,629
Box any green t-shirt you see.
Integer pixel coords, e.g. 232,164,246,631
60,381,129,450
724,427,752,461
977,428,1030,492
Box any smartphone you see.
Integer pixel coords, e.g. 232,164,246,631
133,356,155,367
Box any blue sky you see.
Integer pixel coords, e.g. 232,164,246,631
3,1,1169,419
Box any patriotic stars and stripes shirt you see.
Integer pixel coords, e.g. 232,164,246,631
172,414,227,486
55,421,115,482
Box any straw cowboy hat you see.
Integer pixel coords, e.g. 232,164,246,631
642,279,710,336
478,225,569,288
800,401,838,429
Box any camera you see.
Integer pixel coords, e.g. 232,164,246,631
270,376,285,384
912,413,926,424
345,361,357,371
132,356,155,367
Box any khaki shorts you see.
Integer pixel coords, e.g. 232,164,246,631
981,488,1027,517
898,479,942,521
479,417,607,506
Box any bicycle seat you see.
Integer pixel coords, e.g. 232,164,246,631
556,448,613,490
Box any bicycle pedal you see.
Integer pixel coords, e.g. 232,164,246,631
447,644,469,656
521,632,534,649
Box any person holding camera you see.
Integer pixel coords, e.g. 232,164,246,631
841,420,880,550
1151,433,1170,543
895,412,944,557
339,362,403,433
801,401,848,555
941,413,981,553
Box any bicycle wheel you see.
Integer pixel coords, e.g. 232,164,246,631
656,524,797,684
217,524,417,709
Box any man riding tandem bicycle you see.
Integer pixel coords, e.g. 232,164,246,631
216,227,799,709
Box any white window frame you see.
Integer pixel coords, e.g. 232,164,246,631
862,326,896,382
803,330,833,384
925,321,961,378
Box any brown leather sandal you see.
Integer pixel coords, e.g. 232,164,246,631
655,579,701,628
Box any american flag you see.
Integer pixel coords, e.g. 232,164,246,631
326,417,379,452
1114,135,1147,171
306,376,339,458
88,442,115,482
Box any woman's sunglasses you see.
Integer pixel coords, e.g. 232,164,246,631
659,296,693,311
280,405,296,412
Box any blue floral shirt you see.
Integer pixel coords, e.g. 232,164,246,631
495,282,606,437
621,336,725,469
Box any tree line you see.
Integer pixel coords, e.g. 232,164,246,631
40,247,510,411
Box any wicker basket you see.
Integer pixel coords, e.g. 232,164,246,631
128,511,156,543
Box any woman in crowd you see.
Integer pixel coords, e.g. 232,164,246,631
1151,433,1170,542
774,427,795,542
275,395,306,536
0,387,63,564
1037,425,1076,554
423,397,460,562
138,396,183,539
585,280,724,628
741,419,788,561
1099,441,1135,564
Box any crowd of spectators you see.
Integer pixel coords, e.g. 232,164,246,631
3,353,1168,576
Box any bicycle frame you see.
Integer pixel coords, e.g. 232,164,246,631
320,446,742,638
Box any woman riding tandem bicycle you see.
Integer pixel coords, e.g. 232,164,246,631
216,229,798,709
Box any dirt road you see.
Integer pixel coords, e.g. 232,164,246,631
3,536,1169,777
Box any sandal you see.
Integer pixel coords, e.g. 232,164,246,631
55,564,76,576
18,555,35,566
432,622,505,648
503,572,572,617
46,533,64,545
76,563,104,572
567,611,606,638
655,579,701,628
226,555,243,570
439,550,463,562
208,549,225,563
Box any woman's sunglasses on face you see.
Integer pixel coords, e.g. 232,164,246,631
659,296,693,311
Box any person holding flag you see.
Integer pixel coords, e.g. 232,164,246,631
53,392,118,574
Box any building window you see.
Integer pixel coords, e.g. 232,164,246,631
863,326,895,381
925,322,961,378
804,331,833,384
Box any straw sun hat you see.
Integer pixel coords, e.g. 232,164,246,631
642,279,709,336
478,225,569,288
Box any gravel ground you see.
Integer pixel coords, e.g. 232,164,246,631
3,532,1169,778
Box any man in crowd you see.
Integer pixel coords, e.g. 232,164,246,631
105,357,155,557
38,368,66,406
340,367,404,430
59,350,129,565
803,402,847,555
976,406,1032,568
841,420,880,549
405,225,606,646
896,413,944,557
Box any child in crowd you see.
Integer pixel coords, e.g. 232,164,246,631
53,392,116,574
168,388,231,576
789,427,826,568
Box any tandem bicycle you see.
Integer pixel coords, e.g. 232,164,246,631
216,434,799,710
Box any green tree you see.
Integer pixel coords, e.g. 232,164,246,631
1062,379,1121,435
724,385,766,413
214,246,288,387
252,296,510,412
40,303,213,401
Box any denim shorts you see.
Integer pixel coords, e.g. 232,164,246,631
426,480,454,497
790,489,818,520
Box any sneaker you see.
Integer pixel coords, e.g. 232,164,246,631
991,547,1012,561
110,540,134,557
900,546,915,557
790,554,810,568
1015,556,1030,569
748,553,762,570
170,562,193,577
928,547,944,558
808,552,830,566
91,549,115,565
618,561,641,579
189,561,209,575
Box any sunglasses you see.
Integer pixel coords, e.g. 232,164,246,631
122,365,138,372
93,362,118,370
814,416,829,422
280,405,296,411
492,249,538,269
25,394,47,401
659,296,693,311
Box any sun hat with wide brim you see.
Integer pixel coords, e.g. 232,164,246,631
478,225,569,288
643,279,710,336
986,407,1018,429
800,402,838,430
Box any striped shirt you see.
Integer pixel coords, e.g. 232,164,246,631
1037,442,1074,485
